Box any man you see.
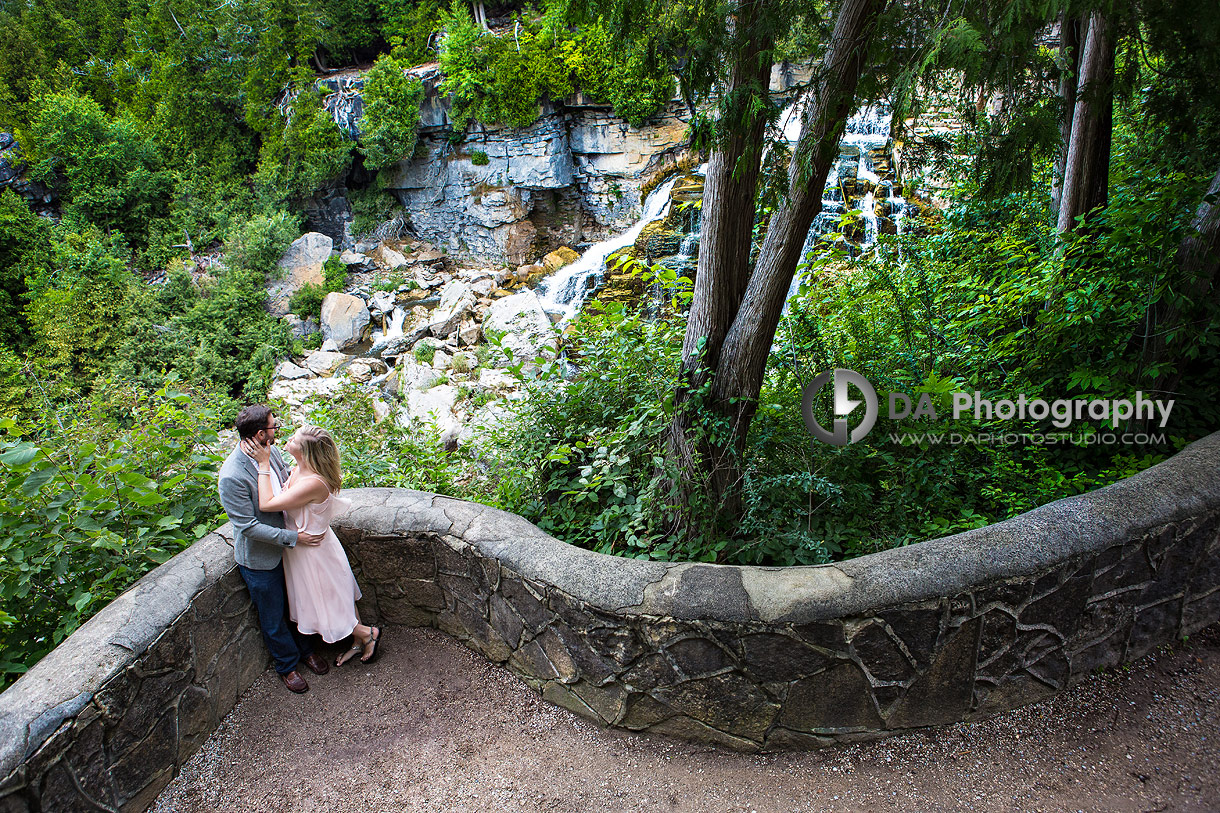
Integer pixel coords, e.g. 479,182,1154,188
217,405,331,693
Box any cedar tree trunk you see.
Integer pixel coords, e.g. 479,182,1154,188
1057,10,1114,234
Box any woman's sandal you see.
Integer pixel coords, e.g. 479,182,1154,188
360,626,383,664
334,641,363,667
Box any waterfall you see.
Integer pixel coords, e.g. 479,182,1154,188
537,176,680,321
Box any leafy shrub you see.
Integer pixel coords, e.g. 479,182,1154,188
348,182,403,238
378,0,443,65
469,149,489,165
414,342,437,364
224,209,301,277
438,2,669,130
0,383,224,690
359,53,425,169
285,380,468,494
0,189,51,351
255,84,353,200
25,91,173,244
288,255,347,320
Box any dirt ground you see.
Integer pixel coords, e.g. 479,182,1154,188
152,624,1220,813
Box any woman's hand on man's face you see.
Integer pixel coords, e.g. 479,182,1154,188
240,438,272,465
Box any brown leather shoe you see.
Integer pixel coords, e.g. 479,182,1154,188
279,670,309,693
302,652,330,675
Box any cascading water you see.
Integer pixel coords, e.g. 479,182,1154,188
537,177,679,321
781,103,905,309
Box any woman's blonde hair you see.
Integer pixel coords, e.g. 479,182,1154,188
294,426,342,493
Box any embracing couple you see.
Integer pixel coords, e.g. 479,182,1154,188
217,405,382,694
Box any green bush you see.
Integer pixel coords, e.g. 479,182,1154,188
284,379,468,494
469,149,489,165
438,2,669,130
0,383,224,690
349,182,403,238
25,91,174,247
378,0,443,65
255,84,353,201
413,342,437,364
224,209,301,277
0,189,51,351
359,53,425,169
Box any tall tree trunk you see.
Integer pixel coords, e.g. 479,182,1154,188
714,0,887,458
1057,11,1114,235
1142,163,1220,397
666,0,772,517
665,0,888,535
1051,13,1083,218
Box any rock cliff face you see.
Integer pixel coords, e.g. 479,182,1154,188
323,66,693,263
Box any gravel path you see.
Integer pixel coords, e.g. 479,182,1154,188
152,624,1220,812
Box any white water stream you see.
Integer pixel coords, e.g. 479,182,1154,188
536,177,679,321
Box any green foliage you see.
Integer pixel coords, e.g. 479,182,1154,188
288,255,348,319
224,209,301,277
413,342,437,364
0,190,52,351
0,383,224,690
560,19,674,127
469,149,489,165
25,91,173,243
24,230,133,395
359,53,425,170
473,299,687,558
439,2,670,130
378,0,443,65
255,84,353,200
113,264,295,401
285,380,468,494
348,181,403,238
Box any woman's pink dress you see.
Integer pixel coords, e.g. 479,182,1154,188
280,474,360,643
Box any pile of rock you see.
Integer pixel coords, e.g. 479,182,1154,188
267,232,573,449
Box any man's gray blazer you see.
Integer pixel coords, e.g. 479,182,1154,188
217,443,297,570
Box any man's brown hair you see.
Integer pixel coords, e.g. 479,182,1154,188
235,405,274,440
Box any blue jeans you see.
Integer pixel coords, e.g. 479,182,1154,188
238,562,314,675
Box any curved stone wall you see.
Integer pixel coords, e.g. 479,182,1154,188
3,432,1219,810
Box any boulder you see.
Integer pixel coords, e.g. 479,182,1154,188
377,245,409,269
368,290,396,316
268,232,332,316
542,246,580,272
483,289,560,362
283,314,320,338
477,368,518,390
321,292,371,351
302,350,348,376
382,359,440,398
427,281,476,338
376,325,430,360
471,277,495,297
405,384,458,430
344,358,388,382
275,360,312,381
268,376,346,420
457,318,481,347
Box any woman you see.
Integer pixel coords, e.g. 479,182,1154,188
241,425,382,666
